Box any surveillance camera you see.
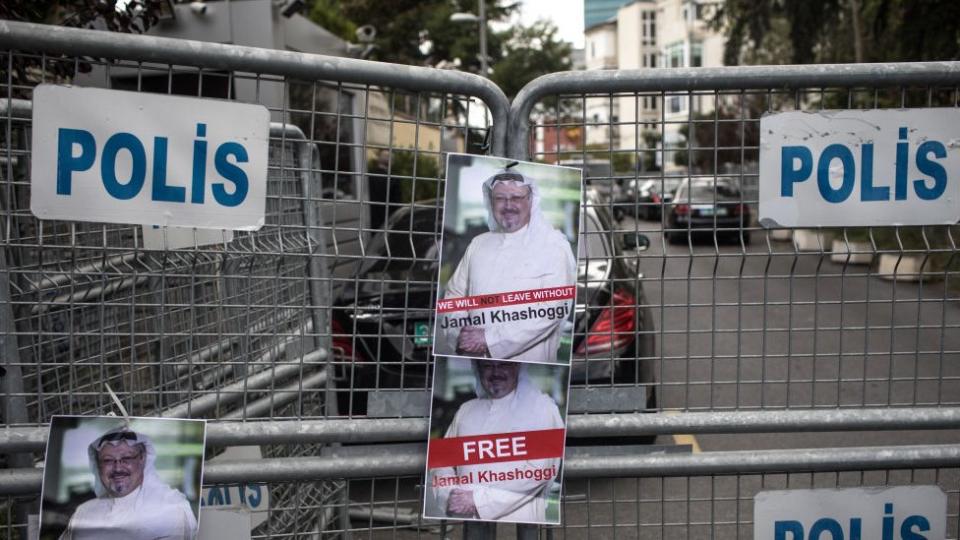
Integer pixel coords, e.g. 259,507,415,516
189,2,207,15
356,25,377,44
281,0,306,18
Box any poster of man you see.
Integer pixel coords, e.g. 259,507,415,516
40,416,206,540
433,154,582,364
423,358,569,525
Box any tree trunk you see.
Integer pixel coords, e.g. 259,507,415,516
849,0,865,63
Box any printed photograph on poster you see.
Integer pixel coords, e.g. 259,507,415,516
423,357,569,525
39,416,206,540
433,154,583,364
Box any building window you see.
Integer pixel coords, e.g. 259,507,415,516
669,96,684,114
641,11,656,46
665,42,684,68
692,43,703,67
663,41,702,69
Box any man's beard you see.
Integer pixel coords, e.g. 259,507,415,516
483,376,515,397
107,472,135,495
496,211,522,231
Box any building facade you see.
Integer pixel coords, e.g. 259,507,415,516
584,19,620,148
584,0,634,30
581,0,726,171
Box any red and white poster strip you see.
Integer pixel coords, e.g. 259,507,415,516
432,153,583,365
423,358,570,525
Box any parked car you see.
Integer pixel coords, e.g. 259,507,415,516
330,205,440,415
617,177,684,220
665,178,751,244
331,200,657,415
573,201,656,405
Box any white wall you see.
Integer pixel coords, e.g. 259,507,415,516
617,1,660,151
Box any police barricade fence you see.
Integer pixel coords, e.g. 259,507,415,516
506,63,960,539
1,19,959,539
0,20,505,539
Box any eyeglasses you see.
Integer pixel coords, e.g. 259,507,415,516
98,452,142,469
492,194,530,205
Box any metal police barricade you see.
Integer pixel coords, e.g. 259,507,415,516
3,18,960,539
0,20,509,539
508,64,960,538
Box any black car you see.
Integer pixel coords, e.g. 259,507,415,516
573,202,656,410
331,201,657,415
330,205,440,415
665,178,752,244
617,177,684,220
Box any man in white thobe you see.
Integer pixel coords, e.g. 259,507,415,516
440,166,577,363
60,427,198,540
430,360,564,523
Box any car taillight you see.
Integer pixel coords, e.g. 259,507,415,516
675,204,690,215
651,193,661,203
331,318,366,362
731,203,745,216
575,289,636,355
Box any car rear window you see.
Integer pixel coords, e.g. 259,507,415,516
676,182,740,202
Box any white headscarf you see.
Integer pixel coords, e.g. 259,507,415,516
87,427,162,499
481,165,554,242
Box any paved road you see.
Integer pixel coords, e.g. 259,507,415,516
364,214,960,539
551,215,960,540
617,214,960,451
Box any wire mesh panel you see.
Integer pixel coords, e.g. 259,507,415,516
5,120,326,421
557,468,960,540
3,21,960,540
506,65,960,539
512,67,960,415
0,21,506,539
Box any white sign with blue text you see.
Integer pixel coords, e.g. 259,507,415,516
202,446,270,530
31,85,269,230
754,486,946,540
759,109,960,227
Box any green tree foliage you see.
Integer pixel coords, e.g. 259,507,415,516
640,131,661,172
0,0,166,32
716,0,960,65
674,97,763,172
490,21,572,99
309,1,573,99
1,0,167,90
367,150,441,199
308,0,356,42
329,0,516,74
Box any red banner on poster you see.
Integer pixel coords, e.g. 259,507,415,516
427,428,566,469
436,286,575,314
